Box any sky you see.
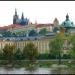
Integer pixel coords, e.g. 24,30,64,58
0,1,75,26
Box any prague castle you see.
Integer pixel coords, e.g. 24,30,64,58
0,9,74,54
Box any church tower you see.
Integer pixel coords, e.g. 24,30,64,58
53,18,59,33
13,9,19,24
20,12,26,25
53,18,59,27
21,12,24,20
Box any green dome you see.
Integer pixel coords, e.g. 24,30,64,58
61,14,74,27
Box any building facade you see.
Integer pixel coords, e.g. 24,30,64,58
0,35,69,54
0,37,51,54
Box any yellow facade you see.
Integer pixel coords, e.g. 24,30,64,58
0,37,69,54
0,38,51,54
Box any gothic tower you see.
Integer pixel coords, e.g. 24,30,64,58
13,9,19,24
20,12,26,25
21,12,24,20
53,18,59,27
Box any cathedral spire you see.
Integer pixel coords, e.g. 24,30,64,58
15,8,17,16
21,12,24,20
13,8,19,24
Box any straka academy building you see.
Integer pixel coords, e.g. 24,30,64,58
0,10,74,54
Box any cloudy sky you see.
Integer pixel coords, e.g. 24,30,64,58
0,1,75,26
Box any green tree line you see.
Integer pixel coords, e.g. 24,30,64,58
0,32,75,65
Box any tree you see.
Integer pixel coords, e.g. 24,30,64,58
12,33,17,37
23,42,39,63
49,32,64,64
14,48,23,60
0,50,3,60
3,44,16,64
53,27,59,33
39,28,48,35
68,34,75,60
29,30,38,36
2,31,12,37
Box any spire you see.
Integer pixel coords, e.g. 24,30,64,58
53,17,59,26
66,13,69,21
54,18,58,22
13,8,19,24
21,12,24,20
15,8,17,16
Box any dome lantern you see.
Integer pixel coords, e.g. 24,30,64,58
66,13,69,21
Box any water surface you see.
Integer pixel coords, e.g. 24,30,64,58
0,67,75,74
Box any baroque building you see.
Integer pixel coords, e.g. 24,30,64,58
61,14,75,33
52,18,60,33
53,18,59,27
61,14,74,27
0,35,68,54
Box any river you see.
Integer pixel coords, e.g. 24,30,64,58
0,67,75,74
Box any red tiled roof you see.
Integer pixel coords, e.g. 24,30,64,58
35,23,54,28
0,24,22,30
0,23,54,30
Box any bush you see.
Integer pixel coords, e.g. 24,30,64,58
23,42,39,63
38,54,50,59
48,54,57,59
62,54,70,59
0,51,4,60
14,48,23,60
38,54,71,59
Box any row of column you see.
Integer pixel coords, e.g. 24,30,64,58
0,39,50,54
